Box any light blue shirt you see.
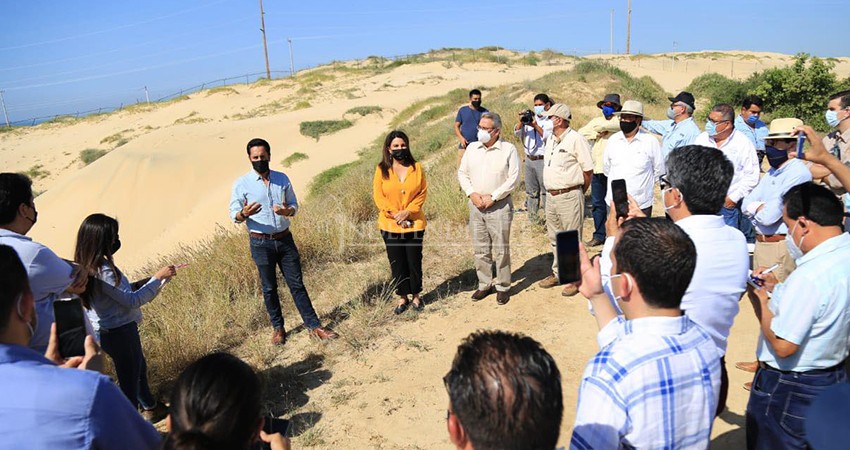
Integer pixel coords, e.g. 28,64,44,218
734,115,769,151
742,159,812,235
88,263,163,332
643,117,701,159
757,233,850,372
0,229,74,350
229,169,299,234
0,344,161,450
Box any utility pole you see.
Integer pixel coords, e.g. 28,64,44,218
625,0,632,55
144,86,150,103
288,38,295,77
259,0,271,79
609,9,614,54
0,90,9,128
671,41,678,70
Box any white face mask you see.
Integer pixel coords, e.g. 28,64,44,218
15,293,36,339
477,129,492,144
785,221,806,261
610,273,630,303
662,187,683,211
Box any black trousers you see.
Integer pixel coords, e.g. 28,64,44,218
381,230,424,296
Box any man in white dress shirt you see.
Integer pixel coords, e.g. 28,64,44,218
694,103,759,243
603,100,665,216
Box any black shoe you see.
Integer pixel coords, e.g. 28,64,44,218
496,291,510,305
394,302,409,315
471,287,493,301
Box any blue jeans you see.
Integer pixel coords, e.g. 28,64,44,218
590,173,608,241
722,203,755,243
746,365,848,449
99,322,156,410
249,234,321,330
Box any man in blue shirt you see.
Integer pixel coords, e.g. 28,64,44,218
643,91,702,159
745,182,850,450
0,173,87,351
454,89,488,154
0,245,161,450
229,138,338,346
734,95,770,168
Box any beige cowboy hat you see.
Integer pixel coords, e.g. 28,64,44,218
613,100,644,118
764,118,804,140
542,103,572,120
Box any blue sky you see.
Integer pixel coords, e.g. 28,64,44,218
1,0,847,123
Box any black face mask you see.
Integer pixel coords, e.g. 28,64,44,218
111,238,121,255
619,120,639,134
391,149,407,161
765,146,789,169
252,160,270,174
471,100,482,109
26,205,38,225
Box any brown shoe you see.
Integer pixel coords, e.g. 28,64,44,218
587,238,605,247
496,291,510,305
538,275,559,289
735,361,758,373
271,327,286,346
743,381,752,391
141,402,168,423
310,327,339,340
471,286,493,301
561,284,579,297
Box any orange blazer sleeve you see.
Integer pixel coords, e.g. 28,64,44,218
405,163,427,213
372,166,394,213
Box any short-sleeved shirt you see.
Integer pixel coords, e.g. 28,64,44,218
757,233,850,372
577,115,622,174
542,128,593,190
821,128,850,195
734,115,770,151
455,105,488,144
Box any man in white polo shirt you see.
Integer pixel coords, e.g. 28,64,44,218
695,103,759,243
603,100,665,216
537,103,593,297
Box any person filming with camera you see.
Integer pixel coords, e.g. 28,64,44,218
514,93,554,223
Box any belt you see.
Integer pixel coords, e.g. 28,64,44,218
249,229,291,240
758,360,846,375
526,154,544,161
547,185,581,196
756,234,786,243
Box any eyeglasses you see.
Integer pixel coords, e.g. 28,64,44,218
477,126,496,132
659,174,671,190
706,118,731,125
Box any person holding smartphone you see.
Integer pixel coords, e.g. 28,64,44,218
74,213,175,422
163,352,291,450
372,130,427,314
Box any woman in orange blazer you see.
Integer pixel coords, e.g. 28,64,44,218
372,130,427,314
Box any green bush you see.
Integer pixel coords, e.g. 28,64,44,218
345,106,382,116
80,149,108,165
281,152,308,168
685,73,754,121
299,120,353,141
20,164,50,180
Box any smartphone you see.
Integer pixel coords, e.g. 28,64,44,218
797,135,807,160
555,230,580,285
252,418,292,450
53,297,86,358
747,277,763,290
611,179,629,219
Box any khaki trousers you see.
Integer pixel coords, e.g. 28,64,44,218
546,189,584,276
468,197,513,292
753,240,796,283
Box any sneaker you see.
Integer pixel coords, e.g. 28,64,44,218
538,275,559,289
141,402,168,423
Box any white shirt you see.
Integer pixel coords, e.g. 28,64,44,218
457,139,520,201
514,116,553,156
693,130,759,203
603,130,665,209
676,215,749,356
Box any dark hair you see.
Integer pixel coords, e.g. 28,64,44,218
711,103,736,122
741,95,763,110
613,218,696,309
783,182,845,227
0,173,33,225
666,145,734,215
246,138,271,156
0,245,29,332
378,130,416,179
444,331,563,450
469,89,482,98
163,352,263,450
74,214,122,309
533,93,552,106
829,90,850,110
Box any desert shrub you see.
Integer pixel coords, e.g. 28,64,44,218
20,164,50,179
299,120,353,141
205,86,239,96
80,148,107,165
282,152,308,167
345,106,382,116
685,73,754,121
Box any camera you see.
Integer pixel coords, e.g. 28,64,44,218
520,109,535,125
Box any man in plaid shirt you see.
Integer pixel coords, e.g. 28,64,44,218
570,218,721,449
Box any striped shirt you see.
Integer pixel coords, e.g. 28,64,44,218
571,315,721,450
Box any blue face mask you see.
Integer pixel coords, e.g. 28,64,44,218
765,145,789,169
602,105,616,118
534,105,545,116
746,114,759,125
705,121,717,136
826,110,841,128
